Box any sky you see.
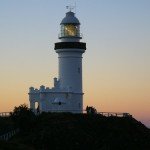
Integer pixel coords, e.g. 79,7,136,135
0,0,150,127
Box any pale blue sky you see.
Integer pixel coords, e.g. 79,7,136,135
0,0,150,127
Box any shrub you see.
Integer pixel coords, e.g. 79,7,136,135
10,104,35,131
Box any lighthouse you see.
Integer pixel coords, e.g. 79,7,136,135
29,9,86,113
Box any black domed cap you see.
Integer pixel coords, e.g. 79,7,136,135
60,11,80,25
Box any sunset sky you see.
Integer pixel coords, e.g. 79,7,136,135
0,0,150,127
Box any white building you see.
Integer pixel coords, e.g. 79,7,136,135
29,10,86,113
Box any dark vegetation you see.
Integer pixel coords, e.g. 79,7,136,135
0,105,150,150
0,117,14,135
10,104,36,131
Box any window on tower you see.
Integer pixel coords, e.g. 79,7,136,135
78,67,80,73
78,103,81,108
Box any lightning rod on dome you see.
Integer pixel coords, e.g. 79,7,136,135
66,2,76,13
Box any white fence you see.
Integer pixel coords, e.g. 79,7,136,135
0,112,11,117
34,110,132,118
0,111,132,118
0,129,19,141
97,112,132,117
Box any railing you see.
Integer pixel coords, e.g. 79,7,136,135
0,111,132,118
97,112,132,117
34,109,83,114
58,33,83,39
0,112,11,117
33,110,132,118
0,129,19,141
82,110,132,117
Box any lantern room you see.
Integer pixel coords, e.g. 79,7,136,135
59,11,81,39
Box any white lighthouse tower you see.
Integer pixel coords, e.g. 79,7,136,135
29,9,86,113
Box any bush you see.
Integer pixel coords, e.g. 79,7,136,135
10,104,36,131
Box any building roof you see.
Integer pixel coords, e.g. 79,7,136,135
60,11,80,25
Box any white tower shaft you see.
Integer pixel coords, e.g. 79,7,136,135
58,50,83,93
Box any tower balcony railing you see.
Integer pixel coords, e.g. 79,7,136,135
58,33,83,39
55,41,86,50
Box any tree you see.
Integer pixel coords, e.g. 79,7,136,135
10,104,35,131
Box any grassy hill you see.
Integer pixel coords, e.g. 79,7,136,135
0,113,150,150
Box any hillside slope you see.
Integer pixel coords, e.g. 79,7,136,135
1,113,150,150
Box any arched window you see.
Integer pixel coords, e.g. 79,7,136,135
35,102,39,109
34,102,40,114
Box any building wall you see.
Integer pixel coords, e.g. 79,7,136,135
29,90,83,113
